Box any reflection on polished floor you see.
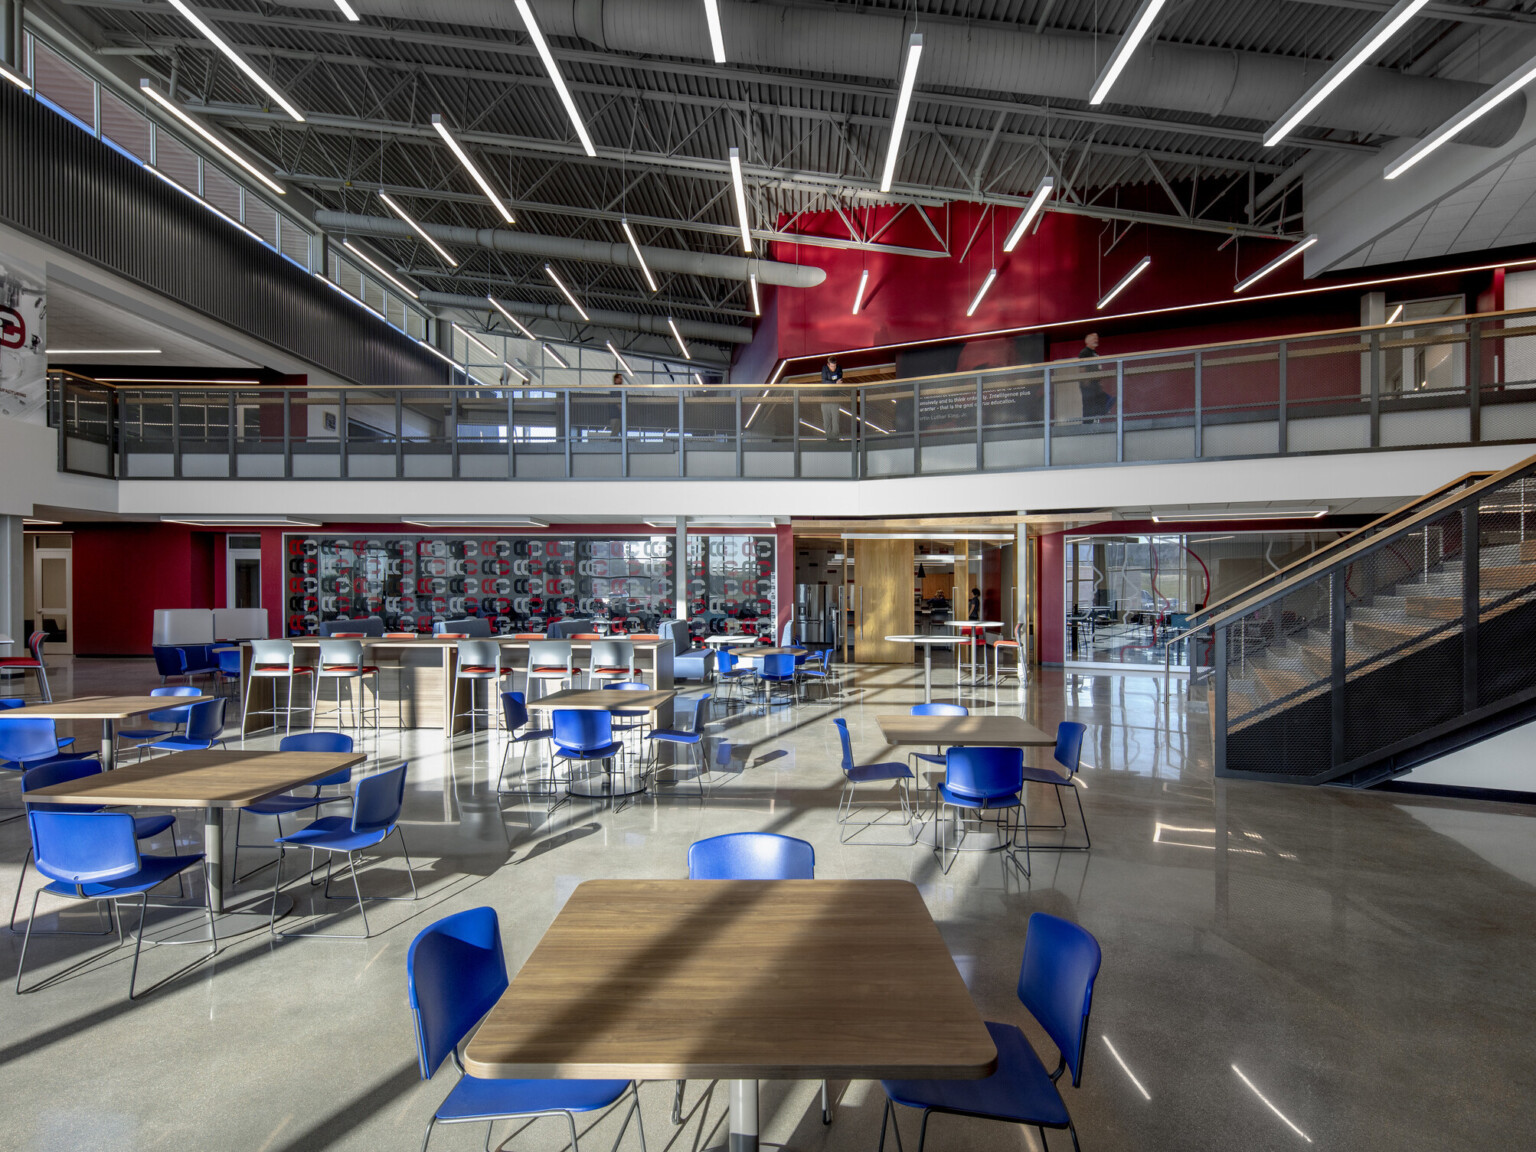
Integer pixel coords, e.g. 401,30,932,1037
1,657,1532,1151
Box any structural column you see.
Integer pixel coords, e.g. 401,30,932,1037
675,516,687,622
0,515,22,652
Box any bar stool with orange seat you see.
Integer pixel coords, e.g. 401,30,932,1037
313,640,381,734
524,640,574,702
0,632,51,703
453,640,511,738
991,622,1027,687
586,639,636,690
242,639,315,735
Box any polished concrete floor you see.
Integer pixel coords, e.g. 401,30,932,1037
1,657,1532,1151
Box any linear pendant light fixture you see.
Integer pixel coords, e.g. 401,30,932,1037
0,61,32,91
542,343,571,369
621,218,659,292
966,268,998,317
378,192,457,267
1097,255,1151,309
49,348,162,355
668,317,692,360
166,0,305,122
138,80,286,195
513,0,596,157
431,114,515,224
879,33,924,193
452,322,497,360
852,269,870,315
487,296,538,340
1386,48,1536,179
1003,176,1054,251
1233,234,1318,293
333,0,360,19
1089,0,1168,106
342,240,418,299
543,264,590,321
749,273,761,316
1265,0,1432,146
703,0,727,63
607,341,635,377
729,147,753,253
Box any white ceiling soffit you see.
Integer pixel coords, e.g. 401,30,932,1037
1305,85,1536,274
45,281,260,369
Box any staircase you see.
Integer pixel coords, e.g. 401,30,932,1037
1214,457,1536,786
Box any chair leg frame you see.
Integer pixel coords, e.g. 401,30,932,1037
879,1099,1076,1152
421,1080,647,1152
269,826,418,939
836,776,916,845
1023,780,1092,852
936,802,1029,877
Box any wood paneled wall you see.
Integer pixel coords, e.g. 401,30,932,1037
854,539,914,663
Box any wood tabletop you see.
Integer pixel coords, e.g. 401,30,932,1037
25,749,367,808
1,695,214,720
735,647,807,657
877,714,1056,747
462,879,997,1081
526,688,675,714
884,634,967,644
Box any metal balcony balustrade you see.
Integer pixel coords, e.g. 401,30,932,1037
49,306,1536,483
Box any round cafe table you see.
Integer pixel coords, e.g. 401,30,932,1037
884,634,968,703
945,620,1004,684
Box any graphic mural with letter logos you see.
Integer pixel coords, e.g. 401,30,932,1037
283,533,776,639
0,256,46,422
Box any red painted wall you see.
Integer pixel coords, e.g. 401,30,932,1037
70,524,219,656
743,201,1501,382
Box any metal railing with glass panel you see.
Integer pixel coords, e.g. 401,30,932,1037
48,306,1536,482
1210,453,1536,785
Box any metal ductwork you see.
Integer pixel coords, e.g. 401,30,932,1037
269,0,1523,148
313,210,823,288
419,290,752,345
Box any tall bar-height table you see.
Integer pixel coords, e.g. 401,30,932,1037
883,634,968,703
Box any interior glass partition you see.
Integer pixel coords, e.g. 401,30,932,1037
741,389,796,477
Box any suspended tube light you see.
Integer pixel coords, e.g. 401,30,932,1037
1385,48,1536,179
703,0,727,63
879,33,924,193
668,318,692,360
166,0,305,122
512,0,596,156
621,218,659,292
852,269,870,315
1003,176,1054,252
378,192,457,268
1097,256,1151,309
749,273,761,317
1233,235,1317,294
729,147,753,253
1089,0,1169,106
543,264,590,321
966,268,998,317
139,81,285,196
487,296,538,340
342,240,418,300
431,114,515,224
607,342,635,377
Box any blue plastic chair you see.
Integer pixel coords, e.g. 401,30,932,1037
495,691,553,795
755,653,797,707
715,649,752,706
550,710,624,795
937,746,1026,875
0,716,83,771
907,703,969,791
645,693,712,793
16,810,211,999
136,697,227,759
116,685,203,751
603,681,653,760
407,907,645,1152
270,761,417,939
879,912,1102,1152
1022,722,1090,852
682,832,827,1123
833,718,915,845
232,732,356,884
796,649,837,701
9,759,179,931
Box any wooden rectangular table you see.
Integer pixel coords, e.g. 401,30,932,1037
464,879,996,1151
876,713,1056,750
27,748,365,914
4,695,214,772
526,689,677,799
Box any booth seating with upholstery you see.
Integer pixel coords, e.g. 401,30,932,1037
319,617,387,638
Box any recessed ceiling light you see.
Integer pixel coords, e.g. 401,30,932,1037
404,516,549,528
1150,509,1328,523
161,515,321,527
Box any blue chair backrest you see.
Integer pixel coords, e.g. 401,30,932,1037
218,648,243,674
0,717,64,765
689,694,712,734
1018,911,1103,1087
833,717,855,772
944,746,1024,800
279,731,355,786
351,762,408,835
147,684,203,725
760,653,794,679
30,810,142,886
718,650,739,674
152,646,188,677
1,698,26,710
552,709,613,753
181,698,227,743
912,703,968,717
604,681,649,691
406,906,509,1078
688,832,815,880
1054,721,1087,776
500,690,528,732
23,758,105,812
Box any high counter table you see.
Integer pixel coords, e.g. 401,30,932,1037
884,635,968,703
239,636,674,738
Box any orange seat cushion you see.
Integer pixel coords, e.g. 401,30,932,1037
255,664,314,674
530,666,569,675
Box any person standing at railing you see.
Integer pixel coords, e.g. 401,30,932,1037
1076,333,1115,421
819,357,843,441
607,372,623,436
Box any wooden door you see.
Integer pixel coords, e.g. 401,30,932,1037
853,538,914,662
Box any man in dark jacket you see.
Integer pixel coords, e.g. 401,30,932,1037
1076,333,1114,419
